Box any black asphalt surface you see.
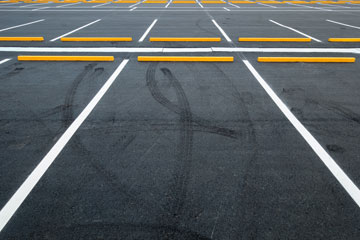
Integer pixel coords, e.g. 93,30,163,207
1,2,360,239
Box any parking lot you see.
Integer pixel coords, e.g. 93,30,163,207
0,0,360,239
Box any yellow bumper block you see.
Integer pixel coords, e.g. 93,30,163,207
150,37,221,42
239,38,311,42
61,37,132,42
0,37,44,42
258,57,356,63
18,56,115,62
328,38,360,42
138,56,234,62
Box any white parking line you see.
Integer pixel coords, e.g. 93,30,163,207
50,19,101,42
257,2,277,8
92,2,111,8
139,19,158,42
0,59,130,233
326,19,360,30
0,58,11,65
212,19,232,42
287,2,332,11
269,19,322,42
196,0,204,8
0,47,358,53
228,2,240,8
20,2,51,8
223,7,230,11
318,3,350,8
165,0,172,8
56,2,81,8
129,6,137,11
0,19,45,32
129,0,143,8
32,6,49,11
242,59,360,208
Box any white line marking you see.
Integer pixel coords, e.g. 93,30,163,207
287,2,332,11
129,0,143,8
223,7,230,11
0,58,11,65
0,47,358,53
318,3,350,8
228,2,240,8
0,46,359,54
139,18,158,42
0,59,129,233
212,19,232,42
92,2,111,8
269,19,322,42
165,0,172,8
196,0,204,8
49,19,101,42
0,19,44,33
129,6,137,11
56,2,81,8
257,2,277,8
242,59,360,208
20,2,50,8
32,6,49,11
326,19,360,30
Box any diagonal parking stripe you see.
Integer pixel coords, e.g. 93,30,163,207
243,59,360,208
0,59,129,232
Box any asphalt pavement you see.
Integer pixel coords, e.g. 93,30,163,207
0,1,360,239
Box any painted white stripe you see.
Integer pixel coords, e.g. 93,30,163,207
0,58,11,65
56,2,81,8
139,19,158,42
92,2,111,8
20,2,50,8
243,59,360,208
269,19,322,42
257,2,277,8
165,0,172,8
0,47,358,53
196,0,204,8
50,19,101,42
318,3,350,8
164,48,212,52
0,19,44,33
223,7,230,11
287,2,332,11
32,6,49,11
228,2,240,8
0,59,129,233
326,19,360,30
129,7,137,11
212,19,232,42
129,0,143,8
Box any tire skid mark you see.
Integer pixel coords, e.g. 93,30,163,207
161,67,193,222
57,64,161,209
146,63,238,139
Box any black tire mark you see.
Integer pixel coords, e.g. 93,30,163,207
161,67,193,221
0,65,24,80
146,63,239,139
184,62,259,239
57,64,162,211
